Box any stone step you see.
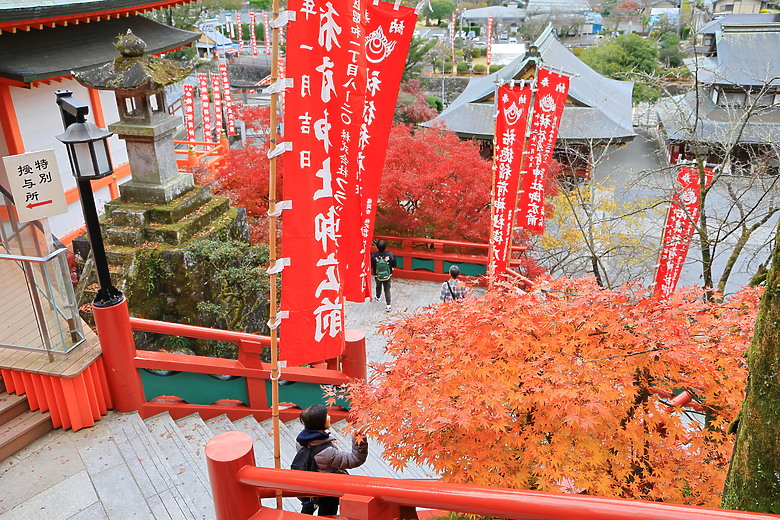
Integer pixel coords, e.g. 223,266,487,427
105,225,145,247
144,412,216,519
203,414,236,436
144,197,230,246
175,413,216,472
80,411,204,519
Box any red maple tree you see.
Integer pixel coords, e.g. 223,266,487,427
200,105,281,243
342,278,760,506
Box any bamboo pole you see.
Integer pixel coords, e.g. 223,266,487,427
268,0,283,510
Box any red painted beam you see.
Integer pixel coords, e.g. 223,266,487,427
237,467,780,520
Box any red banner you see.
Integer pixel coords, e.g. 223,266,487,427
653,166,712,299
486,17,493,70
250,13,258,56
488,84,532,280
237,13,244,53
183,84,196,141
220,64,236,137
341,1,418,302
281,0,366,364
212,74,223,136
516,68,569,234
263,12,271,55
198,73,212,141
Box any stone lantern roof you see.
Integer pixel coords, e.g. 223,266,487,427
73,30,194,92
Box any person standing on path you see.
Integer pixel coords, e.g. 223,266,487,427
370,239,396,312
440,265,470,302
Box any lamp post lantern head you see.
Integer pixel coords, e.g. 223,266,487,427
55,89,114,180
55,119,114,180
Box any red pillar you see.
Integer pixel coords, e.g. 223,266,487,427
342,329,366,381
206,431,261,520
92,298,145,412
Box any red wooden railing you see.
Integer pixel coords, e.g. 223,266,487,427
205,431,780,520
175,137,230,170
90,300,365,423
374,234,527,284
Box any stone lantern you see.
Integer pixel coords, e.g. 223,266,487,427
74,30,195,204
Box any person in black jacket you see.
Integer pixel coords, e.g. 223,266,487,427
295,404,368,515
370,239,397,312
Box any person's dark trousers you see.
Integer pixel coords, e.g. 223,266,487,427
375,278,391,305
300,499,316,515
317,496,339,516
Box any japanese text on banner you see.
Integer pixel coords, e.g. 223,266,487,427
653,166,712,299
515,68,569,234
488,84,532,280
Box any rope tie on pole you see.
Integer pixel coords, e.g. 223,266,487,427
267,200,292,217
264,78,294,95
267,141,292,159
269,11,296,28
267,311,289,331
266,257,290,274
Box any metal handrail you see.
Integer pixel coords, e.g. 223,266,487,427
0,247,68,264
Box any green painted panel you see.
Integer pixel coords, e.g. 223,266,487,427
444,261,485,276
411,257,434,272
396,256,405,269
139,370,249,405
270,381,351,410
138,369,350,410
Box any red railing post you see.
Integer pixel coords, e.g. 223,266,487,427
206,431,260,520
92,298,146,412
342,329,367,381
340,494,408,520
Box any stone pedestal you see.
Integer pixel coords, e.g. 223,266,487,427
109,115,194,204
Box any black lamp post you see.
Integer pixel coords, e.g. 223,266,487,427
55,90,123,307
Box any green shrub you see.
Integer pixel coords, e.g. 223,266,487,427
488,64,504,73
427,96,443,111
456,61,470,73
472,64,486,74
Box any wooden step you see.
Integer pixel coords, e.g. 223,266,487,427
0,409,52,461
0,392,29,425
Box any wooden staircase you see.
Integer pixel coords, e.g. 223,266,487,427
0,376,53,461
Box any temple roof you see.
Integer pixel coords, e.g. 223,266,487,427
0,1,194,32
0,15,198,85
656,91,780,145
423,25,635,144
684,25,780,87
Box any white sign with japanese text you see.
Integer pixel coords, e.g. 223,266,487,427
3,150,67,222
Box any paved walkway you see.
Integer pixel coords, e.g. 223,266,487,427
0,278,448,519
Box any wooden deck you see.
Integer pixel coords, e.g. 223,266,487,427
0,257,101,378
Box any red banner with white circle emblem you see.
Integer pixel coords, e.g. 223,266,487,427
488,84,532,280
341,1,417,302
653,165,712,299
516,68,569,234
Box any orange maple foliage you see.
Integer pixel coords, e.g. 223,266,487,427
343,277,760,506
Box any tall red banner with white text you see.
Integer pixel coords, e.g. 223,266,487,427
342,1,417,302
281,0,365,365
516,68,569,233
183,84,196,141
653,166,712,299
249,13,258,56
198,73,212,141
488,84,532,280
237,13,244,53
219,64,236,136
486,17,493,71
